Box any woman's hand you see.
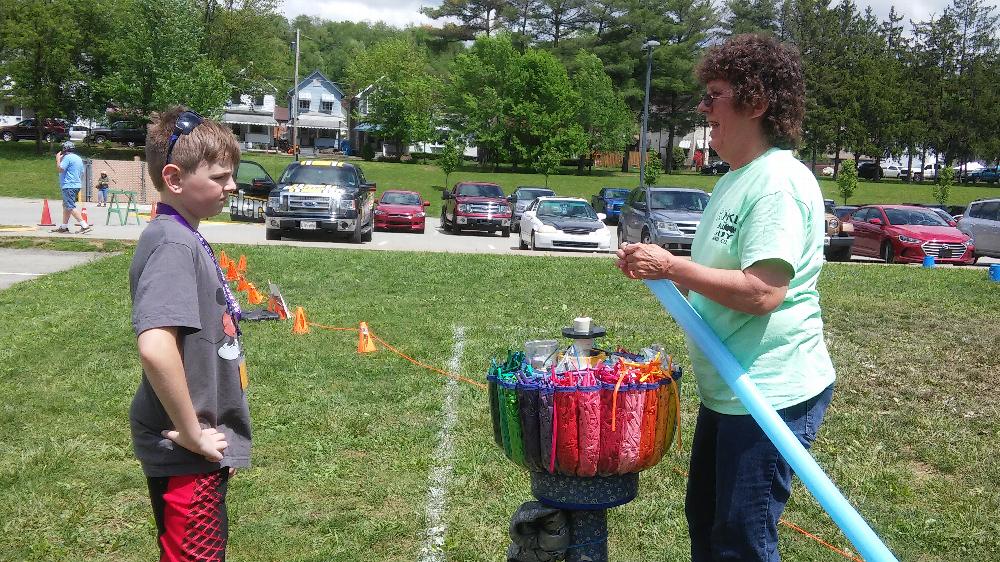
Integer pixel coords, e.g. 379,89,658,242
616,243,676,280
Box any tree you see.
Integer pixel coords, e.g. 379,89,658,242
0,0,82,152
535,142,563,186
420,0,512,40
437,135,465,187
200,0,288,98
643,150,662,185
837,159,858,204
532,0,590,45
722,0,779,36
933,166,954,206
346,37,440,154
99,0,229,116
571,51,633,173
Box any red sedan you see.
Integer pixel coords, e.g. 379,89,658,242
848,205,975,264
374,190,430,233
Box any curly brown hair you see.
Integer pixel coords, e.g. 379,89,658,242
695,34,805,149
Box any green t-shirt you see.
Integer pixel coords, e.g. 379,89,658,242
687,148,835,415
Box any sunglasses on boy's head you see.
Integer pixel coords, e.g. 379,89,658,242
164,110,205,165
699,92,733,108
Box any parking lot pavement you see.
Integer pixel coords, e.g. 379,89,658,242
0,248,107,290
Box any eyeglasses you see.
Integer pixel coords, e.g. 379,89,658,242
699,92,733,108
164,110,205,164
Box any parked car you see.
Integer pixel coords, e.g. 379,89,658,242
898,165,923,181
847,204,974,264
68,125,90,142
958,198,1000,261
700,161,730,175
0,118,67,142
85,120,147,146
264,160,376,242
518,197,612,252
857,161,882,180
920,162,944,181
618,186,709,251
590,187,632,224
509,186,555,232
375,190,429,233
880,163,903,179
441,181,512,236
833,205,859,220
964,166,999,185
823,200,855,261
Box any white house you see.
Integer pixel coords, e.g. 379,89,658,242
287,70,347,150
221,92,279,149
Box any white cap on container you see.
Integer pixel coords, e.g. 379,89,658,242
573,316,592,333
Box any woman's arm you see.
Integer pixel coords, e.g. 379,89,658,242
616,243,790,315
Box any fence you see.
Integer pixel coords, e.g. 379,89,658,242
593,151,644,170
82,157,160,208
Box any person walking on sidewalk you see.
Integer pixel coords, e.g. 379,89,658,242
54,141,91,233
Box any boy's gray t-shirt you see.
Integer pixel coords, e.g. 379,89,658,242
129,216,251,477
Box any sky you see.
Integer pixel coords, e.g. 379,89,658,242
280,0,987,30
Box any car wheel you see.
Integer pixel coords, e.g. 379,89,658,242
361,223,373,242
617,225,625,244
452,214,462,234
530,232,539,251
126,141,136,148
712,168,719,175
441,209,451,232
519,232,528,249
641,229,651,244
880,241,895,264
1,131,12,142
501,226,510,237
44,133,55,143
265,228,280,241
94,135,107,144
511,221,519,233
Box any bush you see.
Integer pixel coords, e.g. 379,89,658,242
361,143,376,161
672,146,685,170
643,151,662,186
933,166,954,205
837,160,858,204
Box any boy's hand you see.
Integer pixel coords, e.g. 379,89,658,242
161,427,228,462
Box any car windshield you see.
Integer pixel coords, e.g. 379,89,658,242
381,192,421,205
536,200,598,220
649,191,710,211
603,189,631,199
456,183,503,197
516,188,554,200
280,166,358,187
884,208,950,226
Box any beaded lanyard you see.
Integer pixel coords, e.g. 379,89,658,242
155,203,242,336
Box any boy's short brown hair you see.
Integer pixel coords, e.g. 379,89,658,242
145,106,241,191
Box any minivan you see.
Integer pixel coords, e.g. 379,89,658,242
958,198,1000,260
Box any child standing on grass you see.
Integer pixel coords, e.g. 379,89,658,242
95,171,110,206
129,106,249,562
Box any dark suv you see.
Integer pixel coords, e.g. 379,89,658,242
264,160,376,243
0,118,67,143
857,161,881,180
85,120,147,146
441,182,512,236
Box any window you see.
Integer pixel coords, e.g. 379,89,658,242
254,95,265,106
321,101,334,113
980,202,1000,222
298,98,310,111
249,125,265,134
231,92,243,104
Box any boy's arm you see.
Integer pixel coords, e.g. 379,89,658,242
137,326,228,462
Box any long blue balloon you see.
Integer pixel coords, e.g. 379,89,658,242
644,279,897,562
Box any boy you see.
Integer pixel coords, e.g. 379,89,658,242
53,141,91,233
129,106,249,562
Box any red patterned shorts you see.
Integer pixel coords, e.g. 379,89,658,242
147,469,230,562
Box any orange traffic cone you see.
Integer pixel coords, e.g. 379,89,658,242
248,286,264,305
38,199,56,226
292,307,309,334
218,250,230,270
225,261,239,281
236,255,247,274
236,275,250,292
357,322,377,353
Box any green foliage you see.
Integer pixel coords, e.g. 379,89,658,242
571,51,633,156
933,165,954,205
360,143,376,161
837,159,858,204
643,150,662,185
436,136,464,186
534,143,563,187
672,146,686,170
346,37,441,149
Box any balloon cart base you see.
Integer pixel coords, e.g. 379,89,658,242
528,472,639,561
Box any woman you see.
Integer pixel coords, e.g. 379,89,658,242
617,34,836,561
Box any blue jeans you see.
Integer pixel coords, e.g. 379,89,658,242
686,384,834,562
61,187,80,209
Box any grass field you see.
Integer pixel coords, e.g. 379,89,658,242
0,241,997,561
3,141,999,209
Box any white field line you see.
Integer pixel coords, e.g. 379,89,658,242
0,272,43,276
418,325,465,562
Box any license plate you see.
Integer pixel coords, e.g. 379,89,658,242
940,249,952,259
300,220,317,230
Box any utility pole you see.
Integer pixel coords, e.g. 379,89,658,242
639,38,660,187
291,28,300,161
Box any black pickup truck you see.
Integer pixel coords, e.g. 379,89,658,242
85,120,147,146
